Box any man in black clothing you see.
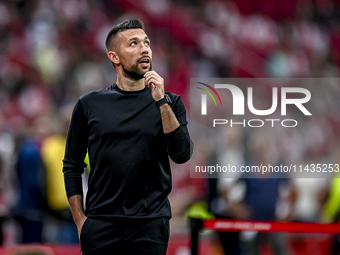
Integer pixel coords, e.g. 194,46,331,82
63,19,193,255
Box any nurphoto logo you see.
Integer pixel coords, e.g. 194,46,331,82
190,78,338,179
197,82,312,128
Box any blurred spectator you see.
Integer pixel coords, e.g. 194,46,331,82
321,147,340,255
0,113,15,245
13,117,50,243
322,172,340,255
40,105,78,244
0,156,5,245
230,130,297,255
207,125,246,255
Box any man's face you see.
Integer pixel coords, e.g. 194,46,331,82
117,29,152,80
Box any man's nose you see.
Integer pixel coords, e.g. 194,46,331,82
140,43,149,55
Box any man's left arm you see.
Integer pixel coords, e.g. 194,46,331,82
145,71,193,163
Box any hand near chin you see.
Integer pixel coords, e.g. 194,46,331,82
144,71,165,102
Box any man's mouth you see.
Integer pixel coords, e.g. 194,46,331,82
139,57,150,67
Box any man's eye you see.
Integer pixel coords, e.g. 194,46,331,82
130,42,136,46
145,41,150,46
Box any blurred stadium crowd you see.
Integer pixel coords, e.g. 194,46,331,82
1,0,340,254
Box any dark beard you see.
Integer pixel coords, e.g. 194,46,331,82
122,62,152,81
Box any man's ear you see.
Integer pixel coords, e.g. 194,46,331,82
108,51,120,65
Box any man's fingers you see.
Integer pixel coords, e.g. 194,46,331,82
144,71,164,101
144,71,163,82
145,77,159,87
145,81,155,90
144,70,157,77
145,75,163,86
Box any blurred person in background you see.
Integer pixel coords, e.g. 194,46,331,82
322,172,340,255
208,125,246,255
0,113,15,245
40,105,78,244
14,116,50,243
321,147,340,255
0,156,5,245
230,130,297,255
63,19,192,255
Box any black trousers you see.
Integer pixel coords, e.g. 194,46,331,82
80,217,170,255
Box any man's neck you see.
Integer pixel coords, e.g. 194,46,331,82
116,75,145,91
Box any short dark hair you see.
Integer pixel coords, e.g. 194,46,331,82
105,19,145,53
